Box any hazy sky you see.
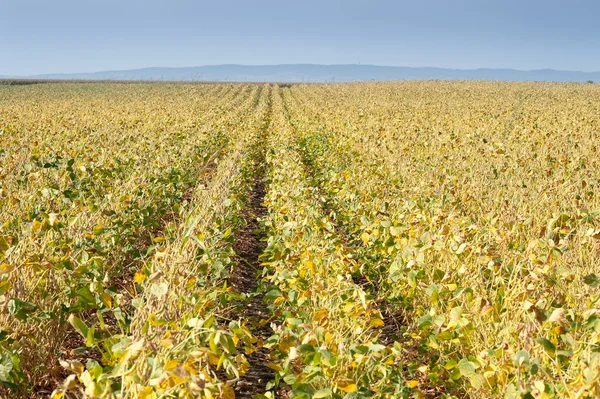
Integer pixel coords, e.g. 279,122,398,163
2,0,599,76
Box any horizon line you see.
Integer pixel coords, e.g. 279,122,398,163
3,63,600,78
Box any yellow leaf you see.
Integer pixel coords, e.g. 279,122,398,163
369,317,385,328
314,308,328,322
167,373,187,386
237,356,250,375
81,370,99,397
185,277,196,290
32,220,42,233
480,305,493,316
63,374,78,390
361,232,370,244
265,363,282,372
138,387,156,399
534,380,545,393
207,352,220,365
406,380,419,388
59,359,84,374
161,337,173,349
446,283,457,292
149,313,161,326
337,379,358,393
101,292,112,308
456,243,468,255
123,339,146,361
0,263,14,275
134,272,146,284
221,384,235,399
305,259,316,273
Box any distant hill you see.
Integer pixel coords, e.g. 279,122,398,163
4,64,600,83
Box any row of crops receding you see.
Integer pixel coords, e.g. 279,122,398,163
1,81,600,398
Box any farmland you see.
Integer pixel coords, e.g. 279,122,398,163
0,81,600,398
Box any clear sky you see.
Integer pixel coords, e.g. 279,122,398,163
2,0,599,76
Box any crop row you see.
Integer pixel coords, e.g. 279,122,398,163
0,83,262,396
250,86,411,399
280,82,600,398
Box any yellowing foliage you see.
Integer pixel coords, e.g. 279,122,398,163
1,80,600,398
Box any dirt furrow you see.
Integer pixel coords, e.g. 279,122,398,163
228,168,275,398
227,87,287,398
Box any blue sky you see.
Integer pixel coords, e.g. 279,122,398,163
2,0,599,75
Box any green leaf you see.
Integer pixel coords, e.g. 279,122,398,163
469,373,485,389
149,282,168,298
68,314,89,339
264,287,282,302
513,350,530,366
368,344,386,352
0,354,13,382
282,373,296,385
444,359,458,370
408,270,422,288
536,337,556,354
418,314,432,330
458,358,476,377
220,334,237,355
436,331,454,341
8,298,37,322
313,388,332,398
583,274,600,287
449,306,463,322
76,287,96,308
86,324,96,347
131,298,144,309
